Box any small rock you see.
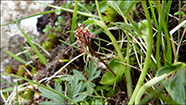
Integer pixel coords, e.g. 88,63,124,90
4,59,9,64
20,15,41,36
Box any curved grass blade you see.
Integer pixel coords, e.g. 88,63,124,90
15,19,47,66
1,10,60,26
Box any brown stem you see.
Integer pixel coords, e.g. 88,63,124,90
86,43,116,77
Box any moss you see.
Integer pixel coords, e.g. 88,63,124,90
5,65,13,73
16,65,26,76
102,5,120,24
41,41,53,51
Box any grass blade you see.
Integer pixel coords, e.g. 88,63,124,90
15,19,47,66
5,50,27,64
1,10,59,26
94,41,108,61
37,1,99,19
59,39,80,49
129,1,153,104
70,1,78,43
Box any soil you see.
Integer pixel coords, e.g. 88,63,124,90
1,1,185,104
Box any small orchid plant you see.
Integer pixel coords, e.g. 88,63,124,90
73,24,116,77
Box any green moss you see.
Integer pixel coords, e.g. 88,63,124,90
16,65,25,76
31,67,36,75
20,88,35,100
41,41,53,50
5,65,13,73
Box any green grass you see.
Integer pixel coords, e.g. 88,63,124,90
15,19,47,66
70,1,78,43
1,1,185,104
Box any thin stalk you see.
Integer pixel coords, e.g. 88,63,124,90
78,2,91,14
118,29,121,44
0,80,16,86
1,87,15,93
5,50,35,69
70,1,78,43
16,80,19,105
94,0,126,66
95,1,124,62
59,39,80,50
21,45,30,60
96,0,132,97
154,0,173,65
37,1,99,19
165,1,176,62
95,0,106,27
149,1,159,29
176,28,186,60
177,0,181,61
125,32,133,98
165,1,172,24
155,21,162,69
154,1,166,67
149,1,161,69
1,9,60,26
94,41,108,61
87,43,116,77
93,88,100,96
156,27,162,69
115,3,133,98
15,19,47,66
162,1,172,63
178,0,181,43
93,28,104,36
128,1,153,104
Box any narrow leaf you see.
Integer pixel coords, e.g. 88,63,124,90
5,50,27,64
15,19,47,65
